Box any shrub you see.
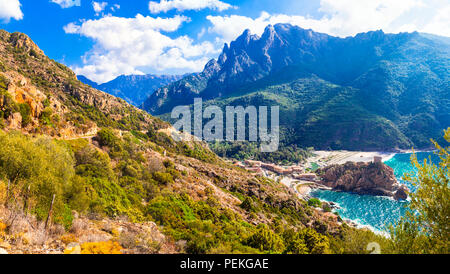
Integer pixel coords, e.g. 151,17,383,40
240,197,256,212
0,132,75,227
96,128,122,151
245,224,285,253
61,234,78,245
308,198,322,208
64,241,123,254
298,228,330,254
152,172,174,185
80,241,123,254
18,103,31,127
39,107,53,125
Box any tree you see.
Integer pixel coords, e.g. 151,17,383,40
245,224,285,253
0,131,75,227
390,128,450,254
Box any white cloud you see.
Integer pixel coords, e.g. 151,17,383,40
0,0,23,22
64,14,218,83
111,4,120,12
207,0,450,44
51,0,81,8
93,1,108,15
419,3,450,37
149,0,235,14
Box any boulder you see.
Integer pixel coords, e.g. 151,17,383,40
394,185,409,200
317,162,406,198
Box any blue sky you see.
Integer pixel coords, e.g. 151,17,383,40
0,0,449,83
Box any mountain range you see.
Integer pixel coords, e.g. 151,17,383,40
78,74,183,107
0,28,352,254
143,24,450,151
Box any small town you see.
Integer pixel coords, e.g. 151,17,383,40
234,159,317,180
233,153,388,200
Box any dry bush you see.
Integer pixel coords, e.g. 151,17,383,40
49,224,65,237
60,234,78,245
6,210,34,235
118,231,161,254
148,157,164,172
69,218,88,234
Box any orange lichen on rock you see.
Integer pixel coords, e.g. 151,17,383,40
64,241,123,254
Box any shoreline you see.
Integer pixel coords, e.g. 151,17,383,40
309,189,392,236
273,150,434,236
304,150,432,236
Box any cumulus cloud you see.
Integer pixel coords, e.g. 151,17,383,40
51,0,81,8
93,1,108,15
149,0,235,14
0,0,23,22
207,0,450,43
64,14,218,83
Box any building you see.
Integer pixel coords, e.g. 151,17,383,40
291,166,305,173
294,173,318,182
373,156,383,163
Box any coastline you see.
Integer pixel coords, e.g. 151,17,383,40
304,150,432,235
308,149,436,167
272,150,435,235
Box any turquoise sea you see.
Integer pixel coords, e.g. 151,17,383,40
311,151,440,233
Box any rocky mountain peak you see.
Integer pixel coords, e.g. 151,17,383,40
7,32,44,57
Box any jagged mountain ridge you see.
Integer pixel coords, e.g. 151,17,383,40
78,74,184,107
0,29,350,255
144,23,450,150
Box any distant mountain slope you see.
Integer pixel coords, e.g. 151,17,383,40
144,24,450,151
77,75,100,89
78,74,183,107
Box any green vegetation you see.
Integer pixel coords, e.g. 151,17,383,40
390,128,450,254
18,103,31,127
0,131,75,229
147,30,449,152
0,75,18,126
0,129,355,254
1,30,448,254
2,122,447,254
210,141,313,164
146,127,217,163
308,198,322,208
245,224,285,253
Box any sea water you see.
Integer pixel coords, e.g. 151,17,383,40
310,152,440,233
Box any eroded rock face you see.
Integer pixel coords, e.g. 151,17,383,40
394,185,409,201
317,162,409,200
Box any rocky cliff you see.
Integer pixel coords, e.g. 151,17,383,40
143,23,449,151
0,29,160,138
317,162,409,200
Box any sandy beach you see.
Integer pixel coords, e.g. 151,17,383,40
308,151,397,166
